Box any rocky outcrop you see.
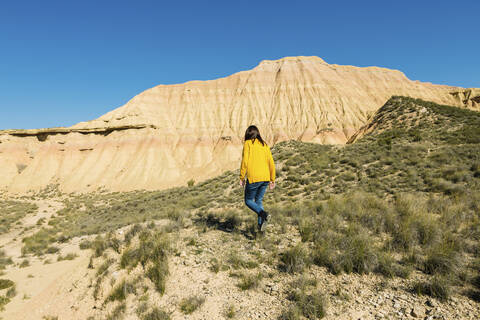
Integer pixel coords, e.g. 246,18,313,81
3,125,151,140
0,56,477,193
450,88,480,109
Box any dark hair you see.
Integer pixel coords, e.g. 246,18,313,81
244,125,265,146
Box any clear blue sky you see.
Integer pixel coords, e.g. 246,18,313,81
1,0,478,129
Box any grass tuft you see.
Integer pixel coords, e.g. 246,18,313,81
279,244,311,274
0,279,14,290
236,272,262,290
179,295,205,314
142,307,171,320
412,276,450,301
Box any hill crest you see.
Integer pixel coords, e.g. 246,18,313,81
0,56,479,193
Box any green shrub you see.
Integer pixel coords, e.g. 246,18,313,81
0,251,13,270
313,228,378,275
337,172,356,182
142,308,171,320
278,306,301,320
423,242,460,276
375,253,411,279
279,244,310,274
79,240,92,250
96,258,115,277
19,259,30,268
124,224,144,244
338,231,378,274
412,276,450,301
105,280,136,303
46,246,59,254
224,304,236,318
21,228,58,256
209,258,220,273
147,260,169,294
236,272,262,290
91,235,109,257
0,200,38,235
471,163,480,177
179,295,205,314
120,231,169,270
227,252,258,270
0,279,14,290
136,301,149,316
0,295,10,311
285,288,327,319
289,275,317,291
57,253,78,261
6,285,17,298
106,303,126,320
297,218,314,242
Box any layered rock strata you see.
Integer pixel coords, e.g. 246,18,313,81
1,56,477,192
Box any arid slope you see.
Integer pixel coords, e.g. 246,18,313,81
0,56,478,193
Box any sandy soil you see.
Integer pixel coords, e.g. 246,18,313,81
1,197,479,320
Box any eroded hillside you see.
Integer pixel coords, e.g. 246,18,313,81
1,57,479,193
1,97,479,319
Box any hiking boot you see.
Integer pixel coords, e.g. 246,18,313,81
263,211,270,222
260,210,269,221
260,211,270,232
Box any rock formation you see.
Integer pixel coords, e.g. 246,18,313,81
1,56,478,193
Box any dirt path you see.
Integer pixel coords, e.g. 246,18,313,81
2,249,91,320
0,197,96,320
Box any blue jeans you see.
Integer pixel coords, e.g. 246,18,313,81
244,180,269,224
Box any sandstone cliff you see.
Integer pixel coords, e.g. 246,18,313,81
1,56,478,193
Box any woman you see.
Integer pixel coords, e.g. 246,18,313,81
239,125,276,231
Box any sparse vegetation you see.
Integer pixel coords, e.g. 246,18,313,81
79,239,92,250
0,295,10,311
7,96,480,318
105,302,126,320
209,257,221,273
106,280,136,303
281,278,327,320
279,244,311,274
142,307,170,320
19,259,30,268
0,279,14,290
57,253,78,261
0,200,38,234
90,227,173,306
22,227,59,256
413,276,451,301
224,304,236,318
96,258,115,277
6,285,17,298
179,295,205,314
236,272,262,290
0,251,13,270
119,230,170,294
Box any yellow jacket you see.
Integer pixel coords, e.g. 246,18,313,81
240,139,276,183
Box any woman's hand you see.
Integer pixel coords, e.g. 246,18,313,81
239,179,245,187
269,181,275,190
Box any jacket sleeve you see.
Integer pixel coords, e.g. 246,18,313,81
240,141,249,180
267,145,276,182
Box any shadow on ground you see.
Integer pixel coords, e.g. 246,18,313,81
192,212,259,240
